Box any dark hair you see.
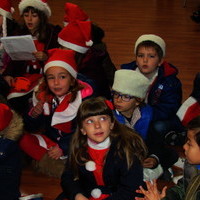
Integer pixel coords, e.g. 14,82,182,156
68,97,147,178
136,40,163,60
187,116,200,146
22,6,48,42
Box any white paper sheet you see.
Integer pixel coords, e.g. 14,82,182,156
1,35,37,60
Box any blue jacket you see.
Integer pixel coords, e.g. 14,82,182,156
121,61,182,121
114,105,153,140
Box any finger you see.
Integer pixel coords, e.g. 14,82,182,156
160,186,167,198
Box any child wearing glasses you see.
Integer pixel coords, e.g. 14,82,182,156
121,34,184,148
112,69,178,181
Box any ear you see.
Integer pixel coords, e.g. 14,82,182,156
81,128,87,135
158,58,164,66
110,122,114,130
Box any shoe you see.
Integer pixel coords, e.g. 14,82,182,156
173,175,183,184
19,193,43,200
143,164,163,181
173,157,185,169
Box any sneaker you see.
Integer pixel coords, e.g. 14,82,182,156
143,164,163,181
173,175,183,184
173,157,185,169
19,193,43,200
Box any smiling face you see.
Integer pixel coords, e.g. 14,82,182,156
136,46,163,76
81,115,114,144
23,10,40,33
183,130,200,165
46,66,74,97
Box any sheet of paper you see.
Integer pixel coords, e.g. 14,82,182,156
1,35,37,61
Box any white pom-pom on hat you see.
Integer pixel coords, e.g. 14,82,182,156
86,40,93,47
91,188,102,199
85,161,96,171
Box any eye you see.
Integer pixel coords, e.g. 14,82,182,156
46,76,54,80
149,55,156,58
86,119,93,124
137,54,143,58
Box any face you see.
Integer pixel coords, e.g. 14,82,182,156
113,92,140,118
46,66,74,97
136,46,163,76
81,115,114,144
23,10,40,33
183,130,200,164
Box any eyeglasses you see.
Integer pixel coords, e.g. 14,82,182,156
111,91,135,102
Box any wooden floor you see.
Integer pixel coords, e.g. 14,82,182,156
10,0,200,199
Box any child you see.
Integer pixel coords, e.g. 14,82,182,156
20,48,93,178
112,69,178,181
121,34,184,146
2,0,61,114
60,2,116,99
0,96,23,200
135,115,200,200
56,96,147,200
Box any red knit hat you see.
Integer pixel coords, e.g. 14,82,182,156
18,0,51,18
58,21,93,54
0,0,14,20
63,2,89,26
44,48,78,78
0,103,13,131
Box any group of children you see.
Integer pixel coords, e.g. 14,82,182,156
0,0,200,200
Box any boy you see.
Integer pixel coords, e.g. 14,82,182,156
136,115,200,200
121,34,184,146
112,69,178,181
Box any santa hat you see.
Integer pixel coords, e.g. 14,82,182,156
134,34,166,57
63,2,89,26
0,0,14,20
44,48,77,78
18,0,51,18
112,70,150,99
58,21,93,54
0,103,13,131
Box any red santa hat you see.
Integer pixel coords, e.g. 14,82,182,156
44,48,78,78
0,0,14,20
18,0,51,18
58,21,93,54
0,103,13,131
63,2,89,26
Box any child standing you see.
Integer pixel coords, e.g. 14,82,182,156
112,69,178,181
20,48,93,178
136,115,200,200
121,34,184,146
56,97,147,200
2,0,61,114
0,98,23,200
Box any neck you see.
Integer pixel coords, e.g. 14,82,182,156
87,137,111,150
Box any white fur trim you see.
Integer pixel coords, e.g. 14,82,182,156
44,60,77,78
18,0,51,18
85,161,96,171
86,40,93,47
134,34,166,56
58,37,88,54
91,188,102,199
176,96,197,121
0,8,12,19
19,193,43,200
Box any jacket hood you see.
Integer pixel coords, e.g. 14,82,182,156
161,61,178,77
0,111,23,141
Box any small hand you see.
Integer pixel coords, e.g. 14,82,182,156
143,157,158,168
30,101,44,118
4,75,14,87
48,145,63,160
33,51,48,61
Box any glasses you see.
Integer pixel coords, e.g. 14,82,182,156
111,91,135,102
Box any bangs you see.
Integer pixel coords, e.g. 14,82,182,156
23,6,39,14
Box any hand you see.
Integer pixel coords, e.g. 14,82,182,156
75,193,89,200
135,179,167,200
33,51,48,61
48,145,63,160
143,157,158,168
4,75,14,87
29,101,44,118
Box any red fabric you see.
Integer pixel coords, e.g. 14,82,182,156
88,146,109,185
0,103,13,131
19,133,57,160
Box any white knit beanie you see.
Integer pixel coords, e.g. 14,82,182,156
112,69,150,99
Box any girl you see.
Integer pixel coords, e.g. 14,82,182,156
135,115,200,200
3,0,61,114
56,96,147,200
20,48,93,178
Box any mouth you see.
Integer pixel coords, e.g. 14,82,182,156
94,132,104,136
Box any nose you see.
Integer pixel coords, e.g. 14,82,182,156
143,56,148,63
94,121,101,129
54,78,59,85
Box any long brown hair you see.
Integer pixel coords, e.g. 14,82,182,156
68,97,147,177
